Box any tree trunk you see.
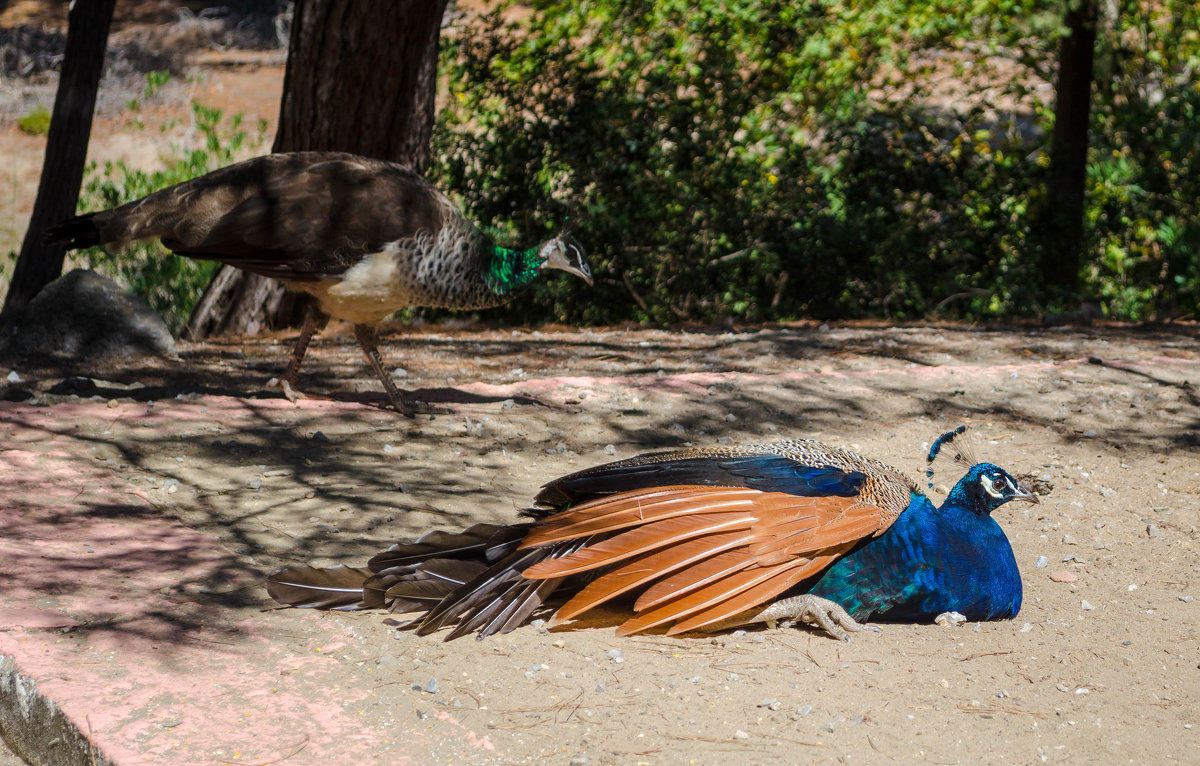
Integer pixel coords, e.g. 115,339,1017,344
1039,0,1098,296
1,0,116,317
184,0,449,340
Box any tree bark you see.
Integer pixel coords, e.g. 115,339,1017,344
184,0,449,340
1040,0,1098,295
1,0,116,317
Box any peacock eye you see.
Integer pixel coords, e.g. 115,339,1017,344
992,477,1007,492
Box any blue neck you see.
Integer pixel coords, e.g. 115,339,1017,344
807,492,1021,622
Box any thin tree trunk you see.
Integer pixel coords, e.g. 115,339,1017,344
185,0,449,340
1040,0,1098,295
1,0,116,317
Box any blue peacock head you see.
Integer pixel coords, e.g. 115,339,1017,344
926,426,1039,515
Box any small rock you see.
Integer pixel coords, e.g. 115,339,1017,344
1049,571,1078,583
733,730,750,740
603,444,617,455
247,477,263,491
423,679,439,694
502,399,516,409
1081,600,1094,611
383,444,394,454
1147,524,1164,539
1020,623,1033,633
107,399,119,408
393,367,408,378
6,370,19,383
757,698,781,711
1179,595,1194,603
934,611,967,627
797,704,813,716
1035,556,1049,568
312,431,329,442
1098,486,1116,498
606,649,624,663
1062,534,1077,545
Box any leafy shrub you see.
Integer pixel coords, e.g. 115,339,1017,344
432,0,1199,323
17,105,51,135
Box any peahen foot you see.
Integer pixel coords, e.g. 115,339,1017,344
266,375,306,403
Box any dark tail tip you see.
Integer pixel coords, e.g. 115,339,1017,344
44,213,102,250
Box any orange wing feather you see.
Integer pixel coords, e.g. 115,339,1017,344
521,486,895,635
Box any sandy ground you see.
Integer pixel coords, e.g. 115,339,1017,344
1,322,1198,763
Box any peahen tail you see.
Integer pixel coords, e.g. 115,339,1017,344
44,212,104,249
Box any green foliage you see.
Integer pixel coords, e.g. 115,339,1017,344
76,101,266,333
17,105,51,135
432,0,1199,323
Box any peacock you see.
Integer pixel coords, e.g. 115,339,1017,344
46,152,592,415
268,426,1037,640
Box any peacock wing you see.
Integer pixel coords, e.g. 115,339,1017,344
267,564,373,610
521,485,896,635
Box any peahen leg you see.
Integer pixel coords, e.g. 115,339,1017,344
706,594,880,641
353,323,417,416
267,306,330,402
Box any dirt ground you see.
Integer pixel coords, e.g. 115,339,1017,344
2,321,1199,764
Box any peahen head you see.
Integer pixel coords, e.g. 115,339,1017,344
927,426,1039,515
537,235,592,285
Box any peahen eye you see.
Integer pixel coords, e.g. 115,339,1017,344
991,477,1007,492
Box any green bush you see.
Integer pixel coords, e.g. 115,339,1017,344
17,105,51,136
431,0,1199,323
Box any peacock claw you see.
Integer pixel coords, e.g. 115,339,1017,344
761,594,875,641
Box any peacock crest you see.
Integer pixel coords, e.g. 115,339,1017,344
925,425,983,490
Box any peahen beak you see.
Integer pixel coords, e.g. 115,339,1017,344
541,237,593,286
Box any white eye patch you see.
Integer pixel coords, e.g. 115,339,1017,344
979,474,1013,499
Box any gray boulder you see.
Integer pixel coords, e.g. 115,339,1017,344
4,269,176,359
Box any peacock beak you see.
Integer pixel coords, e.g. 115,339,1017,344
1012,484,1040,504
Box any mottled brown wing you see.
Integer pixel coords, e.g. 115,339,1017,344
521,485,893,635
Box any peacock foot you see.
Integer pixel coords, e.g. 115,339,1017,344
752,594,880,641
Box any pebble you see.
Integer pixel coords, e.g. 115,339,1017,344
934,611,966,627
423,679,439,694
733,730,750,740
757,698,780,711
606,649,624,663
392,367,407,378
6,370,19,383
603,444,616,455
502,399,516,409
1098,486,1116,497
1049,571,1078,583
1035,556,1049,568
1179,595,1194,603
797,705,813,716
1062,534,1077,545
247,477,263,491
107,399,119,408
1081,600,1094,610
312,431,329,442
1147,523,1164,539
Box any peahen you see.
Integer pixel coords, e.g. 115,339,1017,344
45,152,592,415
267,426,1037,640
